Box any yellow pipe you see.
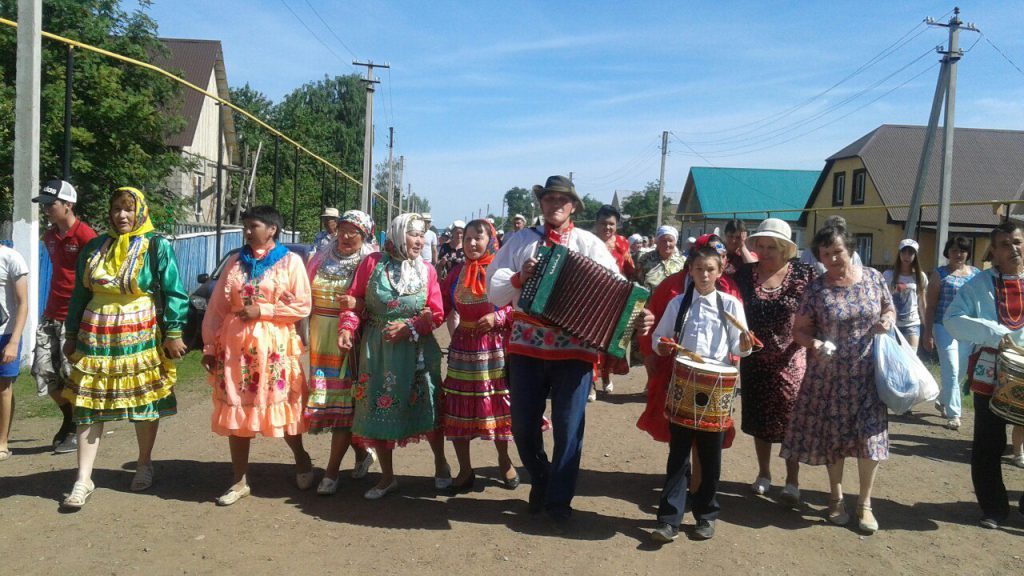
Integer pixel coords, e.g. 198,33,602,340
0,17,371,194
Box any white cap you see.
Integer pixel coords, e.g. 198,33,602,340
898,238,920,252
451,220,466,230
512,213,526,222
421,213,433,220
33,179,77,204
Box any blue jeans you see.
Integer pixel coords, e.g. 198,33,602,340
508,354,593,519
934,323,969,418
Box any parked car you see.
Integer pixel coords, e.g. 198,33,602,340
182,243,312,352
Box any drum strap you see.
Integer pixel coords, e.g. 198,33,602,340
672,283,728,343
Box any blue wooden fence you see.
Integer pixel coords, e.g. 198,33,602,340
6,230,301,314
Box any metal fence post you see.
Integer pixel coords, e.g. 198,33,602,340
62,44,73,180
215,103,224,258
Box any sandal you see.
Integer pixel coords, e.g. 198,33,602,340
0,448,11,462
827,497,849,526
857,505,879,534
130,464,154,492
62,480,95,509
216,484,251,506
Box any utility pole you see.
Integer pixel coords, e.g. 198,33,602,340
657,130,669,227
13,0,42,366
386,127,395,226
353,60,389,213
397,155,405,215
903,8,978,265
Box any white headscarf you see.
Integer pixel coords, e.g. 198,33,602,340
655,225,679,241
386,213,428,295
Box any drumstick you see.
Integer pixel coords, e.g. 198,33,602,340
721,311,764,349
658,337,705,363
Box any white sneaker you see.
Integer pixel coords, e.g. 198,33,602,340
1011,453,1024,468
751,476,771,495
946,417,961,430
587,389,597,402
434,465,452,490
604,381,614,394
352,448,377,479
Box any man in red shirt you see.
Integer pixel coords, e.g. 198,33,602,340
31,180,97,454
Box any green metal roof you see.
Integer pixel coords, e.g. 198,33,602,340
687,167,820,221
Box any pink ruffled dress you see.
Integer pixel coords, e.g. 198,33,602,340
202,251,312,437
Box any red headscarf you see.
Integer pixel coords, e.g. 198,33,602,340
462,221,500,297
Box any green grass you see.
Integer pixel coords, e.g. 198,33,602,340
12,352,209,420
923,357,974,410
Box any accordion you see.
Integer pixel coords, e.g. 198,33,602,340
518,244,649,358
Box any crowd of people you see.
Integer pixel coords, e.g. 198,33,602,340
1,176,1022,542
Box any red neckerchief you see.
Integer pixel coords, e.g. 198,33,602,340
995,274,1024,330
545,222,574,247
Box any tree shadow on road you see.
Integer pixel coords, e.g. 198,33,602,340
887,432,971,464
717,479,942,533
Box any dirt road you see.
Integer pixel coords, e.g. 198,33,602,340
1,342,1023,575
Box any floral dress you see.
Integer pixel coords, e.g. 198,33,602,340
202,252,312,437
734,261,815,442
780,267,892,465
303,247,365,432
345,252,445,448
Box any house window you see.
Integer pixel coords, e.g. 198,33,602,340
852,169,866,205
832,172,846,206
854,233,872,265
193,173,204,217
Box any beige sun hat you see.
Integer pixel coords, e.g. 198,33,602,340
746,218,797,256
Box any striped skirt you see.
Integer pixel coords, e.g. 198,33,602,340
442,327,512,441
304,311,356,432
64,293,177,425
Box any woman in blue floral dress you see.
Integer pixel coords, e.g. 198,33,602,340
340,213,451,499
782,224,895,534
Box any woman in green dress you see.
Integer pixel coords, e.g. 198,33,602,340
340,213,451,499
60,187,188,508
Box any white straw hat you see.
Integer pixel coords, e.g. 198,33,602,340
746,218,796,250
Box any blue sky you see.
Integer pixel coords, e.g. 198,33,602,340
136,0,1024,227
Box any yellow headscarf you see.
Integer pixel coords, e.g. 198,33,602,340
103,186,156,276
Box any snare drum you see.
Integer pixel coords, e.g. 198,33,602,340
993,348,1024,425
665,356,739,432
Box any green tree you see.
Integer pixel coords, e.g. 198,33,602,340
620,181,674,237
502,186,536,230
0,0,188,231
227,75,364,239
573,194,604,227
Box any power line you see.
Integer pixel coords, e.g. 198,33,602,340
984,35,1024,77
278,0,348,67
673,17,940,142
302,0,360,61
573,135,662,185
674,47,937,158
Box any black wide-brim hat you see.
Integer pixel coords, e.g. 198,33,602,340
532,175,581,205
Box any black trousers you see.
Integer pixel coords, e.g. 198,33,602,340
971,393,1023,521
657,423,723,527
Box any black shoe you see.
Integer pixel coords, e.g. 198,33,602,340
979,517,1000,530
447,472,476,495
693,519,716,540
502,473,521,490
548,513,571,535
528,484,546,514
650,522,679,543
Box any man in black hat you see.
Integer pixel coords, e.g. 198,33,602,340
31,180,97,454
487,175,653,531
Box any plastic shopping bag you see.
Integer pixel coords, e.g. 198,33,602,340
874,330,919,414
895,329,939,405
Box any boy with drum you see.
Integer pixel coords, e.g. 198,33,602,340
945,221,1024,529
648,245,753,542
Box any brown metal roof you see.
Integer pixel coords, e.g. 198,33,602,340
824,124,1024,226
151,38,222,148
